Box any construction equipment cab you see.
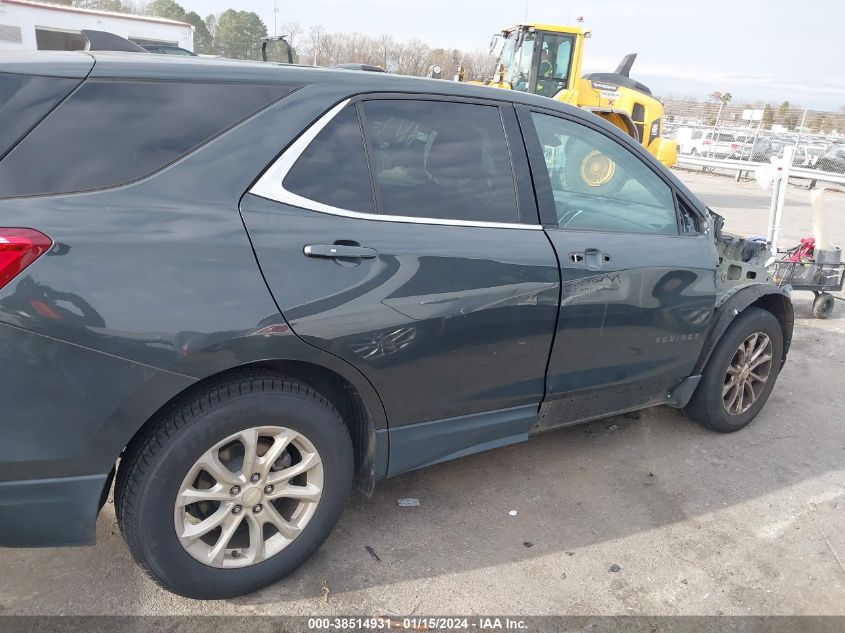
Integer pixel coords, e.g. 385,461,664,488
468,23,677,168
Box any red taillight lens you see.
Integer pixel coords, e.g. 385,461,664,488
0,228,52,290
703,139,711,145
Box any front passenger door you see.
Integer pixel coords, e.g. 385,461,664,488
518,107,718,429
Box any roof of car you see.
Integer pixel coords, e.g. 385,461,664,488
1,50,584,116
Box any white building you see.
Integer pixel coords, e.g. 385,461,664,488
0,0,193,52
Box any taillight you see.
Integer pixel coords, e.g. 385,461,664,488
0,229,52,290
703,139,711,145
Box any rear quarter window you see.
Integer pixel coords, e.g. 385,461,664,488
0,79,295,198
0,72,80,161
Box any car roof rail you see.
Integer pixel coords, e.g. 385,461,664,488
334,63,386,73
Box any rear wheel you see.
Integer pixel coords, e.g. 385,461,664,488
115,371,353,599
684,307,783,432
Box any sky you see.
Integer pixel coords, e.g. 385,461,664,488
179,0,845,110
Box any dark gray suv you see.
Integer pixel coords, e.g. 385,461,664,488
0,51,792,599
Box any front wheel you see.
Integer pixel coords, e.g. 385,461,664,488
115,371,354,599
684,307,783,432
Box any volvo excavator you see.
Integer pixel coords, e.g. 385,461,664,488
458,24,677,168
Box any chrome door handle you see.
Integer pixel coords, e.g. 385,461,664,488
303,244,378,259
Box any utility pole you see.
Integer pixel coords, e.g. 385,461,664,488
273,0,279,36
710,99,724,159
795,108,808,150
767,146,794,252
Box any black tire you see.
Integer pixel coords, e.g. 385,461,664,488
684,307,783,433
115,370,354,599
812,292,835,319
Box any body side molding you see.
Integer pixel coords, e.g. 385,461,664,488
387,404,539,477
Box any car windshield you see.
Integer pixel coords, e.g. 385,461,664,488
499,29,575,96
501,30,535,93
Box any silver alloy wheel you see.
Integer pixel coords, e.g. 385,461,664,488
723,332,773,415
174,426,324,568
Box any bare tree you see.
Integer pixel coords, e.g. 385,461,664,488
396,38,430,76
295,24,495,80
124,0,147,12
304,24,326,65
320,31,338,66
279,21,302,47
460,48,493,80
373,33,395,70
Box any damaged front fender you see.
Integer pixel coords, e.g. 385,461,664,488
695,282,793,376
693,213,794,375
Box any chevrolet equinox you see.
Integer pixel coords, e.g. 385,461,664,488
0,50,792,599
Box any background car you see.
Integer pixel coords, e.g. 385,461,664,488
815,144,845,173
688,131,741,158
732,138,815,166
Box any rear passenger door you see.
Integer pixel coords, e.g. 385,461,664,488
241,96,560,445
517,107,718,429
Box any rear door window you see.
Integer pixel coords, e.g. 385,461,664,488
359,99,519,223
283,105,375,212
0,80,294,198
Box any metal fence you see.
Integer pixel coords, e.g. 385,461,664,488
661,100,845,184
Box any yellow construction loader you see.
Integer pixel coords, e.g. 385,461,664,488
459,24,677,167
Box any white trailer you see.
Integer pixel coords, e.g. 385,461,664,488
0,0,193,53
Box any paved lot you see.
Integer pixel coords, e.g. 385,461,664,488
1,171,843,616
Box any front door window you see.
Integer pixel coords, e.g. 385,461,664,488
529,111,679,235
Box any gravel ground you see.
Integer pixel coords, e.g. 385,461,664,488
0,170,843,617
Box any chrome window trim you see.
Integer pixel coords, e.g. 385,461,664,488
250,98,542,231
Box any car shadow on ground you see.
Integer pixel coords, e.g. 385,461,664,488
236,398,839,607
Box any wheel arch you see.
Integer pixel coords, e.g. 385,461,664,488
109,337,389,514
583,107,639,141
244,358,384,495
694,284,794,375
